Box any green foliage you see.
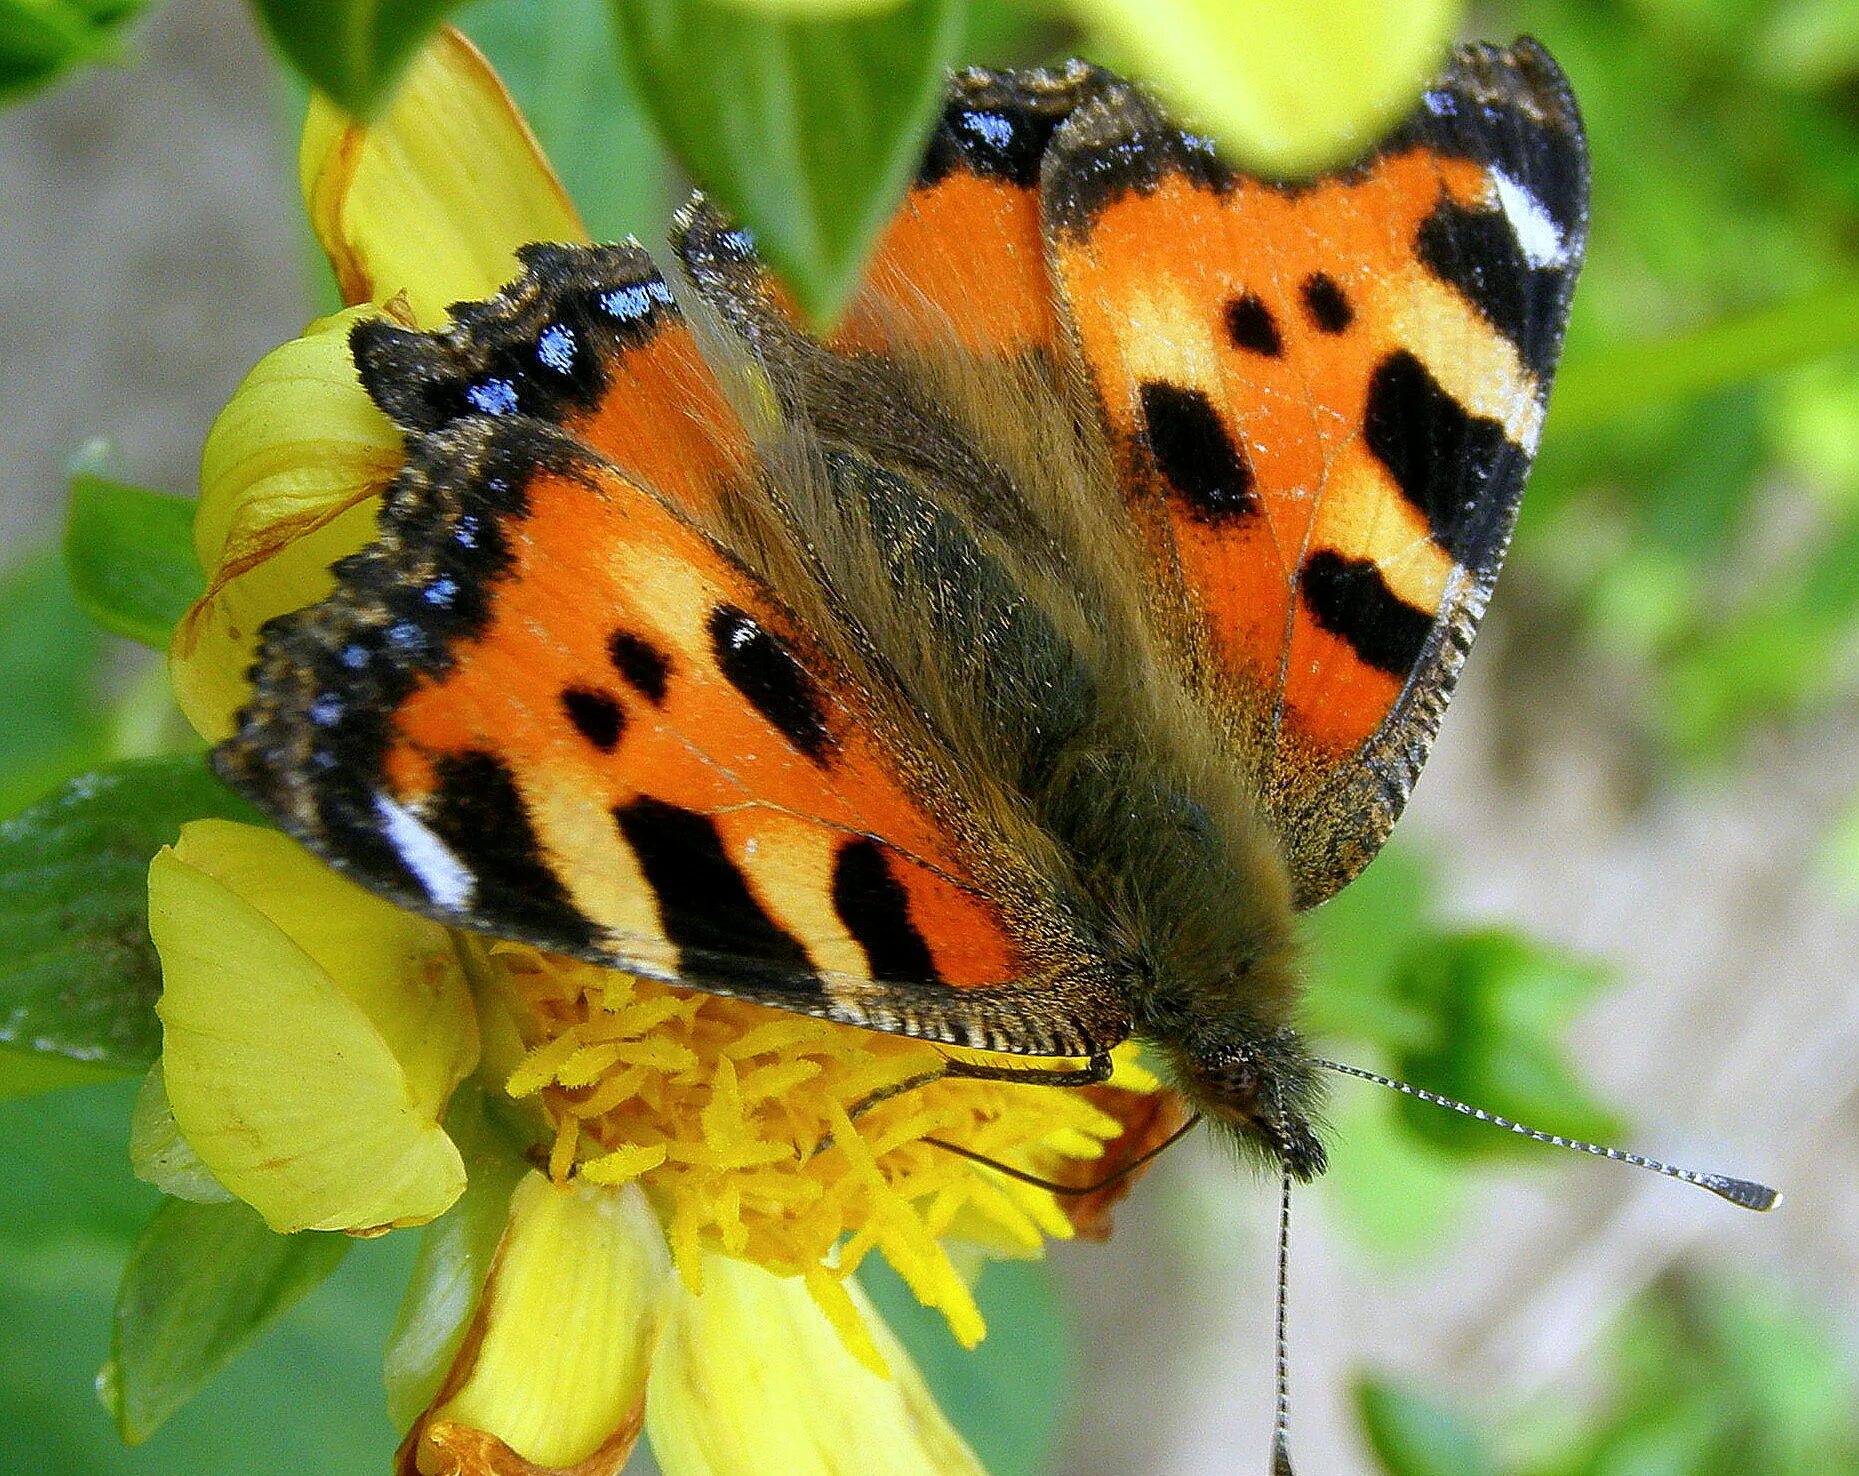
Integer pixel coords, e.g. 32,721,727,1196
0,1083,412,1473
0,0,144,101
863,1254,1073,1476
1305,849,1622,1164
464,0,673,244
1357,1377,1500,1476
1365,1273,1859,1476
613,0,961,327
1518,0,1859,761
0,553,108,819
248,0,460,116
0,758,258,1079
106,1198,350,1443
64,476,202,649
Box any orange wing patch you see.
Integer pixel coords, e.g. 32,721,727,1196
215,416,1099,1053
1052,142,1542,754
1044,41,1587,905
376,441,1019,990
834,65,1110,358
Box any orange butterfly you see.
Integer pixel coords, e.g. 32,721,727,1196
219,41,1587,1195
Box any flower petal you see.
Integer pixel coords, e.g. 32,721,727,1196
302,27,587,326
404,1174,669,1475
646,1254,984,1476
1070,0,1459,174
150,821,475,1232
172,306,399,740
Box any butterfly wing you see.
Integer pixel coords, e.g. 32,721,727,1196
1040,40,1588,907
832,62,1111,358
218,251,1128,1060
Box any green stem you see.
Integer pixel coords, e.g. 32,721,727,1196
1549,279,1859,436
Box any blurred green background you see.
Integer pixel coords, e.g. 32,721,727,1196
2,0,1857,1472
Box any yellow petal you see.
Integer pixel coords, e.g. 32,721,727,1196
150,822,477,1233
1072,0,1461,174
302,27,587,326
408,1174,669,1475
172,306,399,740
646,1255,984,1476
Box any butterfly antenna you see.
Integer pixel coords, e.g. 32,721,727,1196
919,1112,1203,1197
1270,1164,1296,1476
1314,1059,1780,1212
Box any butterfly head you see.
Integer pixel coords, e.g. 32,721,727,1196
1173,1028,1328,1182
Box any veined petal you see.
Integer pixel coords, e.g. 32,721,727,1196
173,306,398,740
302,27,587,326
646,1254,984,1476
150,821,475,1233
404,1174,669,1476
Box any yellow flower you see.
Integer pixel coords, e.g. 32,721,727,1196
150,29,1175,1475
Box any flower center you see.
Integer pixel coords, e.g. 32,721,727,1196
489,945,1146,1365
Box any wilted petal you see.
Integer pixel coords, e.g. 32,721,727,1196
404,1174,669,1476
302,27,586,326
150,821,476,1233
646,1254,984,1476
172,306,398,740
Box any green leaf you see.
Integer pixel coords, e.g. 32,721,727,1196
613,0,962,326
65,476,203,649
0,551,108,818
106,1198,351,1443
0,0,144,103
1070,0,1461,175
1386,930,1623,1160
0,1045,126,1102
1355,1376,1500,1476
247,0,460,116
0,757,259,1072
862,1255,1072,1476
463,0,672,244
0,1082,412,1475
1302,842,1437,1049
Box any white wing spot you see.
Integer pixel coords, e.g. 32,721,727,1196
374,792,475,912
1491,167,1570,270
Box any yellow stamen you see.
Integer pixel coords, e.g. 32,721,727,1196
488,944,1139,1355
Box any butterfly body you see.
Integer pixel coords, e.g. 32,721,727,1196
218,41,1586,1185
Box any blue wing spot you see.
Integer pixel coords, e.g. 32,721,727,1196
599,280,674,321
958,109,1015,150
466,377,520,416
423,575,460,608
386,620,424,652
454,514,480,548
308,694,344,727
339,642,370,670
536,323,578,373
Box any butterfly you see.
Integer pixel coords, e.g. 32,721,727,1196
216,39,1587,1191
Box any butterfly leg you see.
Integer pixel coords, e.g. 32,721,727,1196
808,1052,1115,1161
939,1052,1115,1089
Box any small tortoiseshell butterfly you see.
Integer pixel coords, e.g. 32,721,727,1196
220,37,1589,1182
220,41,1788,1462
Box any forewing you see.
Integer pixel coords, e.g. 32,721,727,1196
1040,40,1588,906
219,260,1127,1059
